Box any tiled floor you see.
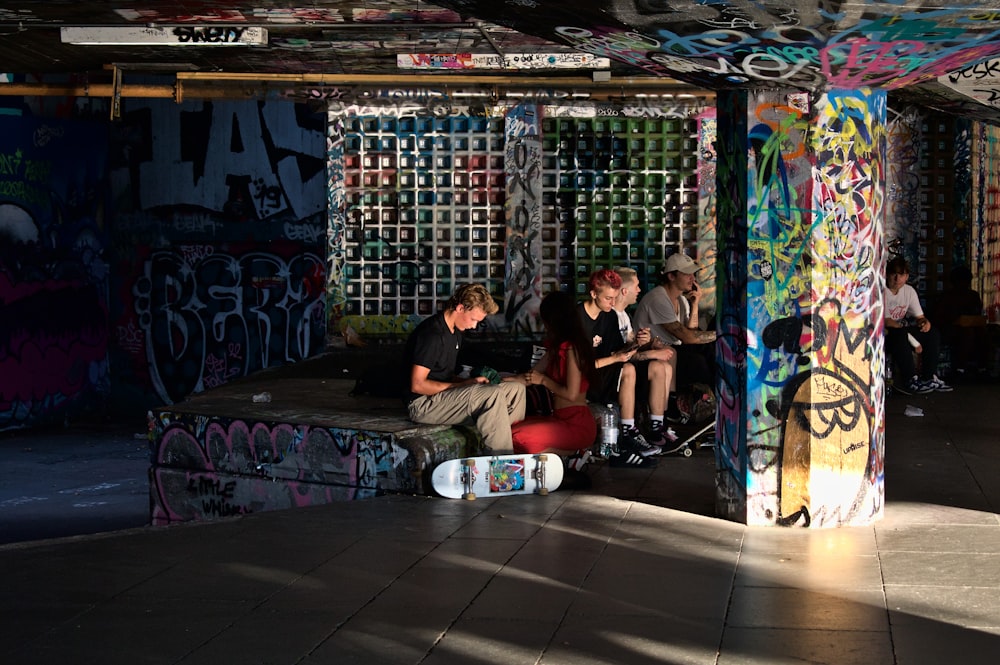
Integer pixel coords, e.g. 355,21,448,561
1,380,998,664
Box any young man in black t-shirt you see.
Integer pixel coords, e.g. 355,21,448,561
403,284,526,452
578,269,658,468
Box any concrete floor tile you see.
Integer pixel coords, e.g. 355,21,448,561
718,627,893,665
302,618,441,665
727,586,889,631
734,552,883,590
880,500,998,526
740,525,877,555
889,618,1000,665
880,551,1000,587
885,585,1000,632
9,596,250,665
875,523,1000,553
544,615,722,665
423,617,557,665
450,511,551,540
177,609,344,665
463,574,579,621
578,558,734,622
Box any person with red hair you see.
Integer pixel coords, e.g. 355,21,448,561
578,269,658,468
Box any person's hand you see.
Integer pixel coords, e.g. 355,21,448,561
618,348,636,362
685,283,701,302
916,318,931,333
648,346,675,362
636,327,651,346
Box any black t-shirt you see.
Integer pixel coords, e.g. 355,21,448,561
577,302,625,359
402,312,461,401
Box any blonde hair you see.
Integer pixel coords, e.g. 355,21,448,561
615,267,638,286
447,283,499,315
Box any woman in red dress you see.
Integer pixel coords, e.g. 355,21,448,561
509,291,596,455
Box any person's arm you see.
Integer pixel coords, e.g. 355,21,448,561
525,346,583,402
906,286,931,332
595,347,636,367
410,363,485,396
658,295,715,344
660,321,716,344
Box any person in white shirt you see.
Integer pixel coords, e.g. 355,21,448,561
613,267,678,448
884,257,952,394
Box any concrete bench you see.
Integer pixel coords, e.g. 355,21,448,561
148,361,490,525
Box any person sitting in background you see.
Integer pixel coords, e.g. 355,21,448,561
933,264,988,378
634,252,717,392
403,283,527,451
884,257,952,394
510,291,596,478
613,267,678,448
578,269,658,467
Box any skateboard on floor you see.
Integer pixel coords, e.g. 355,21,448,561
658,421,715,457
431,453,564,500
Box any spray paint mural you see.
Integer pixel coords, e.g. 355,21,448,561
973,122,1000,323
717,89,885,527
0,115,109,431
433,1,1000,93
148,403,482,524
110,99,327,408
505,103,545,335
325,97,709,340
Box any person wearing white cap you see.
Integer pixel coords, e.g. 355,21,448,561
634,252,717,392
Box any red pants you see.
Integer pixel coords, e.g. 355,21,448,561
511,404,596,454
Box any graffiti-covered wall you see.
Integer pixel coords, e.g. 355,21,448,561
717,89,885,527
0,114,109,431
325,98,711,339
974,123,1000,321
108,99,328,411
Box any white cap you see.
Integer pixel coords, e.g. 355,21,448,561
662,253,698,274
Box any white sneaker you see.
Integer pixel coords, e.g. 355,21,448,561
925,374,953,392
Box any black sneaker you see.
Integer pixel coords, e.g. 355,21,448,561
621,426,659,457
646,422,678,449
608,450,658,468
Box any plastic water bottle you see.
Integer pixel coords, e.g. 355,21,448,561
600,404,619,457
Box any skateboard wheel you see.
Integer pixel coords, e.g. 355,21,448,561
536,454,548,462
536,488,549,496
462,492,476,500
683,447,693,457
462,459,475,467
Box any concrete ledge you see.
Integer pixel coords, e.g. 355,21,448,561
148,361,489,525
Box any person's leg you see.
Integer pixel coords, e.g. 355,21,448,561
409,382,525,451
645,359,678,447
646,359,668,417
511,405,596,454
885,327,915,382
913,327,941,379
617,362,637,421
471,382,526,450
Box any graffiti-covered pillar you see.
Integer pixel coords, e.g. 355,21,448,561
504,103,544,333
715,89,886,528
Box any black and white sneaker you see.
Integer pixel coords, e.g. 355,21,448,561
608,450,658,468
924,374,953,392
621,426,659,457
646,422,678,449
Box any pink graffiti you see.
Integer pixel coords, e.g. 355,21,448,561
821,39,926,89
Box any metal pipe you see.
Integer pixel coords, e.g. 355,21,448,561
0,75,714,102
